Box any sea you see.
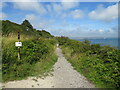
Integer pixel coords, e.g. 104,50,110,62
70,38,119,49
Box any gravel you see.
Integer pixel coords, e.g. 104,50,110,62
3,48,95,88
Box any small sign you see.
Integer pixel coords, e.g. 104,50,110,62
15,42,22,47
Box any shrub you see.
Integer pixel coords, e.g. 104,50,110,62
2,37,57,81
57,37,120,89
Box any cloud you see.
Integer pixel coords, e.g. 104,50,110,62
0,12,7,20
7,0,37,2
23,14,55,30
0,2,7,10
107,27,118,33
88,4,118,22
70,9,84,19
25,14,37,21
108,29,114,33
98,29,104,33
48,3,83,19
52,3,63,13
46,4,52,13
37,19,55,30
46,2,80,18
61,1,79,10
13,2,46,14
12,2,81,20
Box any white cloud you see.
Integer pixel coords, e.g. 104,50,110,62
71,9,84,19
12,2,80,19
13,2,46,14
36,19,55,30
108,29,114,33
98,29,104,33
61,13,67,19
60,0,80,10
8,0,37,2
108,27,118,33
88,4,118,22
46,4,52,13
61,1,79,10
52,3,62,13
0,12,7,20
0,2,7,10
23,14,55,30
25,14,37,21
47,1,80,16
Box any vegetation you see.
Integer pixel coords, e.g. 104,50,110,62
1,19,120,89
57,36,120,89
2,20,53,38
21,19,33,29
2,20,57,82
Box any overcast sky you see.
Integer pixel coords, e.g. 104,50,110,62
1,1,119,38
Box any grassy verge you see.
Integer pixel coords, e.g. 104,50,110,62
2,36,58,82
57,37,120,89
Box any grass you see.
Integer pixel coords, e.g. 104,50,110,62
33,53,57,77
62,46,119,88
57,37,119,89
2,36,58,82
2,20,58,82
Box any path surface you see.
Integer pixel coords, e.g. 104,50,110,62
3,48,95,88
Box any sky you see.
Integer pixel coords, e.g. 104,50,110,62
1,0,119,38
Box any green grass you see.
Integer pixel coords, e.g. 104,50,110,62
3,53,57,82
2,20,58,82
57,37,120,89
2,36,58,82
33,53,57,76
62,46,119,89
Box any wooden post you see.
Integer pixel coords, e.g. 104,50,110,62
18,47,20,60
18,32,20,60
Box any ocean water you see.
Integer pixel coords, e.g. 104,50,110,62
73,38,119,48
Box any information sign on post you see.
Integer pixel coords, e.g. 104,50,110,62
15,42,22,47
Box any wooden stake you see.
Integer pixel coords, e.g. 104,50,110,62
18,32,20,60
18,47,20,60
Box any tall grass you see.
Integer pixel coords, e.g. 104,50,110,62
2,36,58,82
57,37,120,89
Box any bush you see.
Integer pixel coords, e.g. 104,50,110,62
57,37,120,89
2,37,57,82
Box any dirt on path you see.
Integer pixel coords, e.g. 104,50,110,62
3,48,95,88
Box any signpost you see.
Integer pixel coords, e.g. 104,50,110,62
15,32,22,60
15,42,22,47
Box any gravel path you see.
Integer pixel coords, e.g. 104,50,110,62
3,48,95,88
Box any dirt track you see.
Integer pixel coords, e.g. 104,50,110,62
3,48,95,88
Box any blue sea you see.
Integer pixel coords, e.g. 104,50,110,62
71,38,119,48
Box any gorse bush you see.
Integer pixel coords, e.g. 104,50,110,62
57,37,120,89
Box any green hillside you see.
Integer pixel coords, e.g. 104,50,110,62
2,20,53,38
57,36,120,89
1,20,120,89
2,20,57,82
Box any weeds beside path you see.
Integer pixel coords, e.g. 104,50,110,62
3,48,95,88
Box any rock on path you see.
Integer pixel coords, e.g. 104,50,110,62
3,48,95,88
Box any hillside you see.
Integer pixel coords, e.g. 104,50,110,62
57,37,120,89
2,20,53,38
2,20,57,82
1,20,120,89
